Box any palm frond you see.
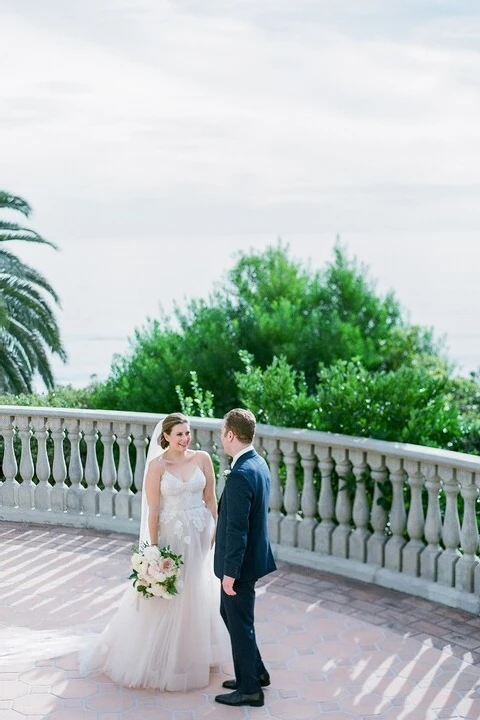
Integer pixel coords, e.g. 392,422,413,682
0,220,58,250
6,321,55,388
0,276,67,359
0,191,31,217
0,331,32,393
0,249,61,303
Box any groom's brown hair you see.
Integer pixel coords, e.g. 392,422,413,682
224,408,256,444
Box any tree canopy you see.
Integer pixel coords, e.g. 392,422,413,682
92,242,441,415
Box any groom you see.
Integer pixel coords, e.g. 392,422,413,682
214,408,277,708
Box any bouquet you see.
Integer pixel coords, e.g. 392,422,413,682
129,542,183,599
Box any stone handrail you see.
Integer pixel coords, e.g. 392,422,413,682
1,405,480,614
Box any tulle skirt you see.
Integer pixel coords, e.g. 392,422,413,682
79,511,229,691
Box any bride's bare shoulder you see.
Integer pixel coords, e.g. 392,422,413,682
147,454,167,474
193,450,211,467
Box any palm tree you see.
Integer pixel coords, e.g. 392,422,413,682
0,191,66,393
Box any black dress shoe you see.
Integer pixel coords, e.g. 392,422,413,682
222,671,270,690
215,690,264,707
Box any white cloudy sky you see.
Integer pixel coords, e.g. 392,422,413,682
1,0,480,386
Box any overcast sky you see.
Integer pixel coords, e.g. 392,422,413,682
2,0,480,386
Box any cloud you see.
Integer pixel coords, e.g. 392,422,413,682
3,1,480,387
2,0,480,216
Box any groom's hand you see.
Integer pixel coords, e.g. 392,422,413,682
222,575,236,596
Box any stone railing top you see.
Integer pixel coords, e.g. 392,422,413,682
1,404,480,472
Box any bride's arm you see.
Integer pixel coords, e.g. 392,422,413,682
144,458,163,545
201,452,218,525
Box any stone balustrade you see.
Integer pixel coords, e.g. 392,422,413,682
1,405,480,613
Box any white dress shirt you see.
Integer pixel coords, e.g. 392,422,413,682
231,445,254,469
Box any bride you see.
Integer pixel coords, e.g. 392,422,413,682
79,412,229,691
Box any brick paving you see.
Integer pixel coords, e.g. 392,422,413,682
2,521,480,719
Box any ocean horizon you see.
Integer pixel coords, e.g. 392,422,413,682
17,230,480,395
45,328,480,392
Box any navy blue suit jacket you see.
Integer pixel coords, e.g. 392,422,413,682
214,449,276,582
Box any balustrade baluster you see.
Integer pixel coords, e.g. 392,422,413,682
384,458,407,572
456,470,479,592
65,418,84,513
314,446,335,555
420,463,442,581
297,442,317,551
98,421,117,518
114,423,133,520
196,427,219,497
131,424,148,522
50,418,67,512
349,450,371,563
331,449,352,558
216,444,230,497
0,415,19,506
190,427,199,451
402,460,426,576
83,420,100,515
279,440,299,547
17,416,35,509
196,429,214,457
437,468,460,587
366,453,388,566
31,417,51,511
473,474,480,594
262,438,283,543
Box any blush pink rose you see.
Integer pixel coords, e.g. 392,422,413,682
160,557,175,573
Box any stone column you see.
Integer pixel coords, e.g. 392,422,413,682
349,449,371,563
297,442,318,551
314,445,335,555
331,448,352,559
263,438,283,543
384,457,407,572
420,462,442,581
50,418,67,512
437,468,461,587
279,440,299,547
366,452,388,567
65,418,84,514
456,470,479,592
402,460,426,576
98,421,117,518
32,417,51,511
17,415,34,510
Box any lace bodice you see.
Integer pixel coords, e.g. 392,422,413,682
161,466,205,505
159,466,210,536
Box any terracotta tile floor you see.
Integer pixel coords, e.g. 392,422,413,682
2,521,480,719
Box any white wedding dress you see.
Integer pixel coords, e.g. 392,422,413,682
79,465,229,691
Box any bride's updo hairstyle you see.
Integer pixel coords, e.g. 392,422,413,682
159,412,189,449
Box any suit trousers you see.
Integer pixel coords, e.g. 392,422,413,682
220,579,266,695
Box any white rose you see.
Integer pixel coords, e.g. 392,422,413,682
137,561,149,577
150,584,167,597
131,553,143,571
137,569,151,584
154,571,167,583
143,545,161,562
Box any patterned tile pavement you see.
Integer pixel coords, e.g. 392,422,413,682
2,521,480,719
